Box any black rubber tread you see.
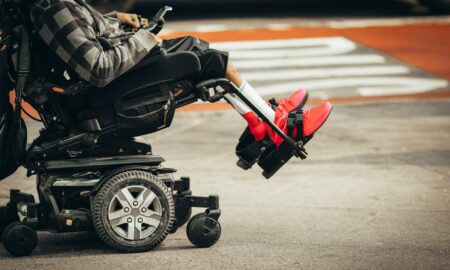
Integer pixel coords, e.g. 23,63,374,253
0,205,20,243
186,213,221,248
92,170,175,253
2,221,38,257
186,212,206,245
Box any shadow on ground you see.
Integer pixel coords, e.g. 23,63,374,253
0,231,196,259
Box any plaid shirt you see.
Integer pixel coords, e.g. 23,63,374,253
31,0,159,87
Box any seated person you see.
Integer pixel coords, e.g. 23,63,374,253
29,0,331,142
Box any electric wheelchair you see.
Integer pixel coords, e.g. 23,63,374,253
0,1,324,256
0,2,227,256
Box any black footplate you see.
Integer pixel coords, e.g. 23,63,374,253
236,128,312,179
235,105,310,179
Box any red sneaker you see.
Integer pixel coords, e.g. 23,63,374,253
243,89,309,141
266,101,333,146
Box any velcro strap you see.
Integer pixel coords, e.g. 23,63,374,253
287,108,304,140
287,111,296,137
294,108,304,140
268,98,279,108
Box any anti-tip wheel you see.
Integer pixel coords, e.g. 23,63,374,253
2,222,38,257
186,213,221,248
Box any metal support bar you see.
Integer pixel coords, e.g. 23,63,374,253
173,176,191,193
195,79,303,157
184,195,220,210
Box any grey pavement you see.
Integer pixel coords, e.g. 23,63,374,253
0,99,449,270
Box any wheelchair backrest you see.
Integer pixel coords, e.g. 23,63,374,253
0,0,31,180
2,0,90,122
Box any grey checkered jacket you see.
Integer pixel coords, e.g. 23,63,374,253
31,0,159,87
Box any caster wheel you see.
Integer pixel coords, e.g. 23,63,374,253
186,213,221,248
0,205,20,242
92,170,175,253
2,222,38,257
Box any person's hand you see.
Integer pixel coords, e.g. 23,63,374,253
117,12,149,30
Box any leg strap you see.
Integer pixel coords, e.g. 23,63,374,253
287,108,304,141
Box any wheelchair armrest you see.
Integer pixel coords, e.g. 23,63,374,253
195,78,234,103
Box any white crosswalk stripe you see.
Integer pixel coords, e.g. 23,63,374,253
212,37,449,98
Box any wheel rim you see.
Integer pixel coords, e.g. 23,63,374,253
108,185,163,241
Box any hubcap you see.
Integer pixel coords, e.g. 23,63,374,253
108,185,162,240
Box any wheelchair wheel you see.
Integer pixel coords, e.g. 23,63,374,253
186,213,221,248
2,222,38,257
92,170,175,253
0,205,20,242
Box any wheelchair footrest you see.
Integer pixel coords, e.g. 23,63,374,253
258,136,311,179
235,125,314,179
235,128,267,170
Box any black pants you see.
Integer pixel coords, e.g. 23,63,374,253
161,36,229,82
129,36,229,83
98,36,229,103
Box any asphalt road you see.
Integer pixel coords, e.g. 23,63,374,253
1,100,449,269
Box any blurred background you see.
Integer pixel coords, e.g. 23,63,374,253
1,0,449,269
88,0,450,100
91,0,450,15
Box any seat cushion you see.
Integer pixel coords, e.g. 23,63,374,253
87,51,201,108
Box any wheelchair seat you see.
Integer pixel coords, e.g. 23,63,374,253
87,51,201,108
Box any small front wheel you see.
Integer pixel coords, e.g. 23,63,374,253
186,213,221,248
0,205,20,242
2,222,38,257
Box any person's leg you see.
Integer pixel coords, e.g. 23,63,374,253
224,61,243,87
224,61,275,121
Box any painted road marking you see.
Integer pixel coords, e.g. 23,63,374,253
243,66,411,81
232,55,387,69
212,37,449,98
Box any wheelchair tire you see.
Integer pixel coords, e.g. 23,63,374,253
92,170,175,253
2,221,38,257
186,213,221,248
0,205,20,242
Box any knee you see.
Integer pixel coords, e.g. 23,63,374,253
186,35,204,44
227,61,238,74
186,35,196,41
